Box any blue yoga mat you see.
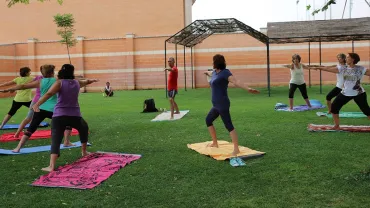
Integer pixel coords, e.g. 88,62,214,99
0,141,91,155
2,122,49,130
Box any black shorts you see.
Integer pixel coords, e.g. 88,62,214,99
168,90,177,98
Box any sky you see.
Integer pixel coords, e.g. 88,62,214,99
192,0,370,31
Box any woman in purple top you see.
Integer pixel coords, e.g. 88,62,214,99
205,54,259,156
33,64,98,172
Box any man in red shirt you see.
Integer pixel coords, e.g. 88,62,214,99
165,57,179,119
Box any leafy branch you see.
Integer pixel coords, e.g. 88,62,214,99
6,0,63,7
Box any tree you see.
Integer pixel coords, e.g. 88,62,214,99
297,0,369,16
53,13,77,64
6,0,63,7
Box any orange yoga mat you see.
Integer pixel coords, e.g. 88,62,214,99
187,140,265,160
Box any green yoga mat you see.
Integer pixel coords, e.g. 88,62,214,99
316,112,367,118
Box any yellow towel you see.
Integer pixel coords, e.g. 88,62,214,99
187,140,265,161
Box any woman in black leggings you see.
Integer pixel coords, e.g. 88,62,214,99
282,54,312,111
205,54,259,156
313,53,370,129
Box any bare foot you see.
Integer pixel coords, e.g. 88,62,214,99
231,149,241,156
174,111,180,114
82,151,91,157
207,143,218,148
289,108,294,112
41,166,54,172
331,125,340,130
63,142,76,147
12,148,20,153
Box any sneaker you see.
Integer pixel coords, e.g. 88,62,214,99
230,158,239,167
236,157,246,166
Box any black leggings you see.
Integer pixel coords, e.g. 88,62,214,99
289,83,308,99
51,116,89,155
24,110,72,137
8,100,31,116
105,89,113,97
331,92,370,115
326,87,342,101
205,107,234,132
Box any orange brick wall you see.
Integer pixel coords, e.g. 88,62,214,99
0,0,186,43
1,34,369,98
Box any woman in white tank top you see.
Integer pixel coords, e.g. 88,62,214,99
282,54,312,111
315,53,346,113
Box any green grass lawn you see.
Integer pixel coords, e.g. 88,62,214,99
0,85,370,208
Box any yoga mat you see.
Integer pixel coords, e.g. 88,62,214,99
1,122,49,130
275,104,325,112
316,112,367,118
31,152,141,189
0,141,91,155
308,124,370,132
0,129,79,142
151,110,190,121
187,140,265,160
275,100,325,112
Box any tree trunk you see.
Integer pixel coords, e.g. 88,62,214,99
65,28,71,64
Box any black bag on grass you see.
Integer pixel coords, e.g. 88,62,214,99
142,99,158,113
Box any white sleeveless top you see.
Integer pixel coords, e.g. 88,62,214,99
290,64,305,85
335,64,345,89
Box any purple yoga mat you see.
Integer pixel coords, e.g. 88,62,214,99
275,105,326,112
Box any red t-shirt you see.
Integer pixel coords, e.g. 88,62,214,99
168,66,178,90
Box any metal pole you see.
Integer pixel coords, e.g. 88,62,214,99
165,41,168,98
267,41,271,97
319,40,322,94
308,42,311,88
175,44,178,67
352,40,354,52
191,47,194,89
184,46,187,91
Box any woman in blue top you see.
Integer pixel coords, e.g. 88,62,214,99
206,54,259,156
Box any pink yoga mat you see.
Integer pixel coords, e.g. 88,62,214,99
31,152,141,189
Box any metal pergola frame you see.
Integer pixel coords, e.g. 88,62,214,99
164,17,370,98
164,18,270,98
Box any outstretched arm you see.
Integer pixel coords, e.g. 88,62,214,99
78,79,99,88
228,75,259,94
32,81,61,112
301,64,311,70
282,64,294,69
5,80,40,92
0,80,16,88
312,65,339,73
